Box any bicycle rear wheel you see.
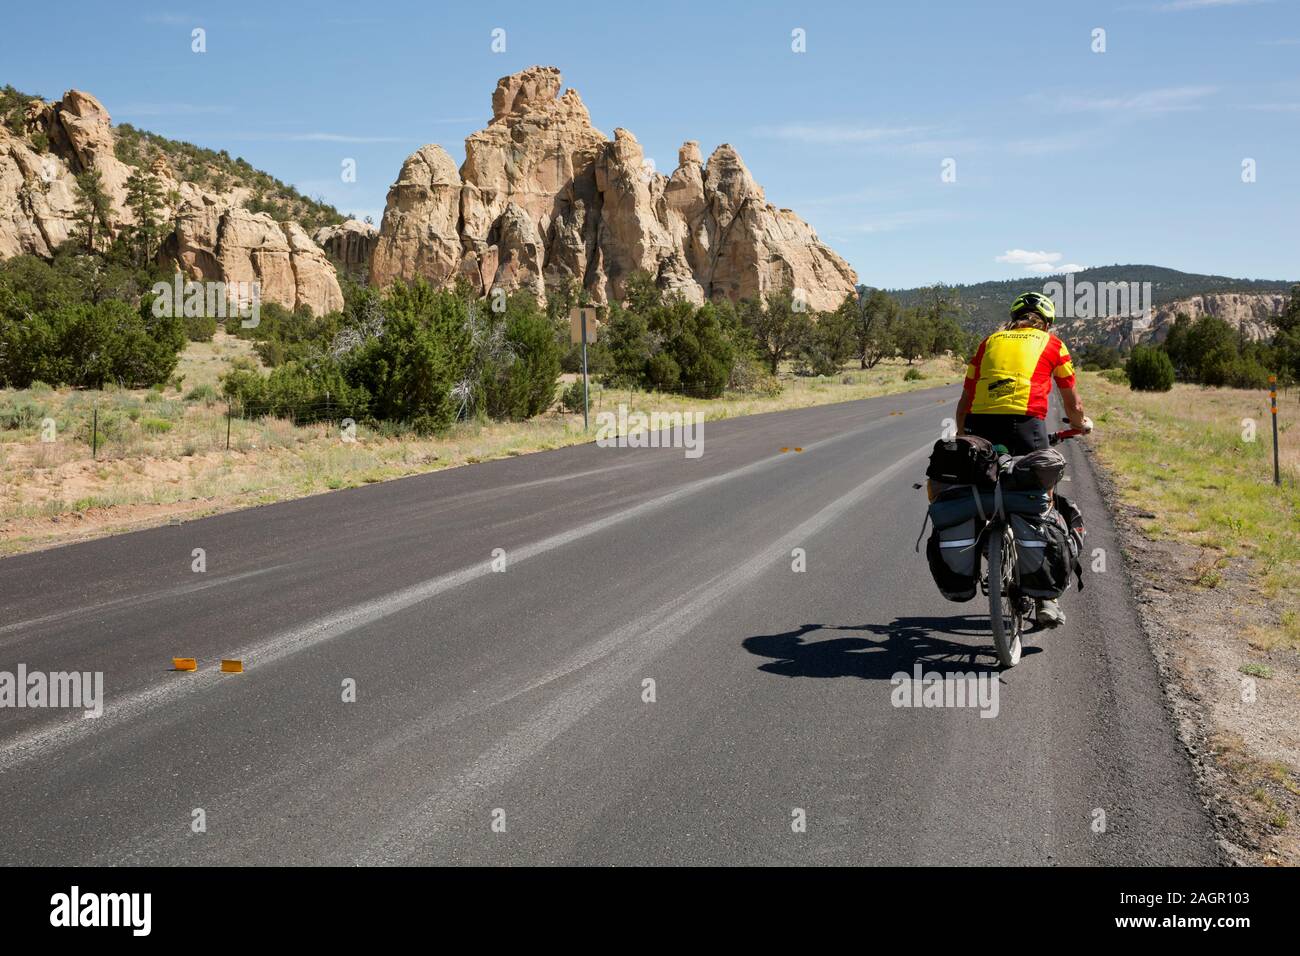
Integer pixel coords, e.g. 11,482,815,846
987,526,1023,668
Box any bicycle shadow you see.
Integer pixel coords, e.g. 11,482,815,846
741,616,1041,682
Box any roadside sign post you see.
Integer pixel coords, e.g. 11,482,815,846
569,307,599,430
1269,375,1280,487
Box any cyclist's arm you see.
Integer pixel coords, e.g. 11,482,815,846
1057,383,1086,430
1051,338,1087,430
956,339,986,434
955,392,972,435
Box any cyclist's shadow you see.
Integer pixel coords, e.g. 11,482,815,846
741,617,1040,681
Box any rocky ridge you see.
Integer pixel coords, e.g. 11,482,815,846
0,90,343,314
369,66,857,311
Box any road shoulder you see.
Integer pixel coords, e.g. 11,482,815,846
1086,441,1299,865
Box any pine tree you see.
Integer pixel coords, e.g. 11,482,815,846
124,169,164,266
72,168,112,253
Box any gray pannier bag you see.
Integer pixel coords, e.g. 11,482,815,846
1002,447,1067,491
926,517,981,602
1009,510,1076,598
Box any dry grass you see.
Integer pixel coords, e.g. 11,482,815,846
1085,371,1299,863
1086,371,1300,644
0,344,962,556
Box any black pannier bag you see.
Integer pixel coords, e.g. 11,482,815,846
1009,511,1076,598
926,518,981,602
1002,448,1067,491
926,435,999,489
1054,490,1085,537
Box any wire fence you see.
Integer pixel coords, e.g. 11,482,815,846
4,374,1294,478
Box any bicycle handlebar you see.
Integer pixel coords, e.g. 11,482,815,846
1050,416,1090,444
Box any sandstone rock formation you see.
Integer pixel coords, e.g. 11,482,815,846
371,66,857,310
314,219,378,274
0,90,343,315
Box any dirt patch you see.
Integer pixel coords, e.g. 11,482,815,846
1091,447,1300,865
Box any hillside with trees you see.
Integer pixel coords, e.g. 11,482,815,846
890,265,1295,336
1,84,346,232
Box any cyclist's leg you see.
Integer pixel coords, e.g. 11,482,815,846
1011,415,1049,453
1009,415,1068,625
962,412,1012,449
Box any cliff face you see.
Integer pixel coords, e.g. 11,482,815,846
0,90,343,315
1056,292,1289,349
314,219,379,275
371,66,858,310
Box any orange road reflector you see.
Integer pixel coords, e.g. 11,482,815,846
220,659,244,673
794,447,803,452
780,447,789,452
172,657,197,671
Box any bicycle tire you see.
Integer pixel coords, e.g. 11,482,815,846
988,525,1023,668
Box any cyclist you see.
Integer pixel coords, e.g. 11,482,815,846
954,291,1092,627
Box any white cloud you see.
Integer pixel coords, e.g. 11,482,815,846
115,103,233,117
753,124,929,144
225,132,408,143
998,251,1086,275
784,187,902,207
997,249,1062,266
852,209,957,233
285,133,407,143
1156,0,1272,11
1029,85,1217,114
1026,262,1087,274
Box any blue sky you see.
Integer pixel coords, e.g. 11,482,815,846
3,0,1297,288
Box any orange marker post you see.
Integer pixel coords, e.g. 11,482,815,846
1269,375,1280,487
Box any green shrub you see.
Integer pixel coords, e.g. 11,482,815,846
184,314,217,342
0,254,185,388
479,300,563,420
140,417,173,434
184,383,218,403
1126,346,1175,392
903,367,924,381
343,280,470,429
1101,367,1129,385
561,380,587,414
1,401,46,430
600,282,736,397
223,360,368,424
728,353,783,395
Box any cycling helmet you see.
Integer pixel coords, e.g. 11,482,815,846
1009,291,1056,325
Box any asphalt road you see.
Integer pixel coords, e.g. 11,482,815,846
0,384,1221,865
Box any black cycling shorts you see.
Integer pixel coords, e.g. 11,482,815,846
963,413,1048,456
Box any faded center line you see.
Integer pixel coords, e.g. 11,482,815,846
0,410,917,770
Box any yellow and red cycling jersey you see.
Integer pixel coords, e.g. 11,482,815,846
960,327,1076,419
